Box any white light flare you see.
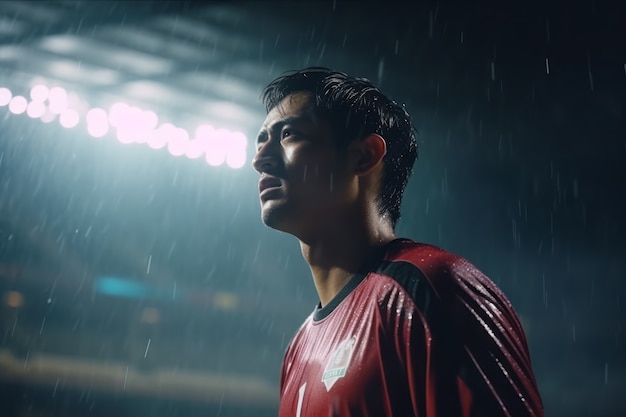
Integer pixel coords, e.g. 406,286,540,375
186,124,214,159
86,108,109,138
0,83,250,168
205,128,231,166
30,84,49,102
48,87,68,114
26,100,46,118
148,123,175,150
0,88,12,106
9,96,28,114
226,131,248,169
167,127,190,156
59,108,79,128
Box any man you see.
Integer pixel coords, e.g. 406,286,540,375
252,67,544,417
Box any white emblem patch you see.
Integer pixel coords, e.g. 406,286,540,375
321,336,357,391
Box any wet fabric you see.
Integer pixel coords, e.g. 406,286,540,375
278,239,544,417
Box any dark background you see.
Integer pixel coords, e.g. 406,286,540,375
0,1,624,416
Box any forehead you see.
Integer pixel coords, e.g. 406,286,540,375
262,91,320,129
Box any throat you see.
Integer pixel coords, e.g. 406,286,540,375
302,236,393,307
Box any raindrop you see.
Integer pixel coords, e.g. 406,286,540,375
144,338,151,358
253,241,261,264
123,365,129,389
167,241,176,259
39,316,47,335
545,58,550,75
52,378,60,397
146,255,152,274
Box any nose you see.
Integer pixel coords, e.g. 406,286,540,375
251,143,278,174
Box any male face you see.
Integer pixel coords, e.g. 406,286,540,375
252,92,357,240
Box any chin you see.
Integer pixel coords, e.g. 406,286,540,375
260,204,303,236
261,204,288,230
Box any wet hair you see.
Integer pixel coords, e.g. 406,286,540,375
261,67,418,228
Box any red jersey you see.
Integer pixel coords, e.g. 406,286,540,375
278,239,544,417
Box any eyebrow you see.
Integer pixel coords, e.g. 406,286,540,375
256,116,306,143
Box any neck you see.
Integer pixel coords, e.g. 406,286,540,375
299,215,396,307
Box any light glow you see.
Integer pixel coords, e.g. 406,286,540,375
9,96,28,114
0,88,12,106
48,86,68,114
30,84,49,102
86,108,109,138
226,151,247,169
148,123,175,150
59,108,79,128
27,100,46,118
205,129,230,166
40,108,57,123
0,83,249,168
167,127,190,156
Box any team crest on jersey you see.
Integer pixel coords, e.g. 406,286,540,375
321,336,357,391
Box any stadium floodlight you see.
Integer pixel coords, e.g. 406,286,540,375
1,82,250,168
226,151,246,169
108,102,129,128
48,87,68,114
0,88,12,106
8,96,28,114
148,122,175,150
26,100,46,118
59,108,79,128
205,128,231,166
167,127,190,157
195,124,215,139
185,138,208,159
30,84,49,102
86,108,109,138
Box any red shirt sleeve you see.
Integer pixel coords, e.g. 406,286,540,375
393,244,544,416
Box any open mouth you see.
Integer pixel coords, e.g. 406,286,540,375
258,175,283,197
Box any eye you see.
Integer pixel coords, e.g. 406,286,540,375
281,129,292,139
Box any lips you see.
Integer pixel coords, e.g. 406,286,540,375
258,175,282,196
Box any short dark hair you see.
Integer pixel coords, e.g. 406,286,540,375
261,67,418,228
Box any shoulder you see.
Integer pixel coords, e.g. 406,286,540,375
381,238,510,307
377,239,523,337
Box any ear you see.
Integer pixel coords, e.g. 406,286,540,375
350,133,387,176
